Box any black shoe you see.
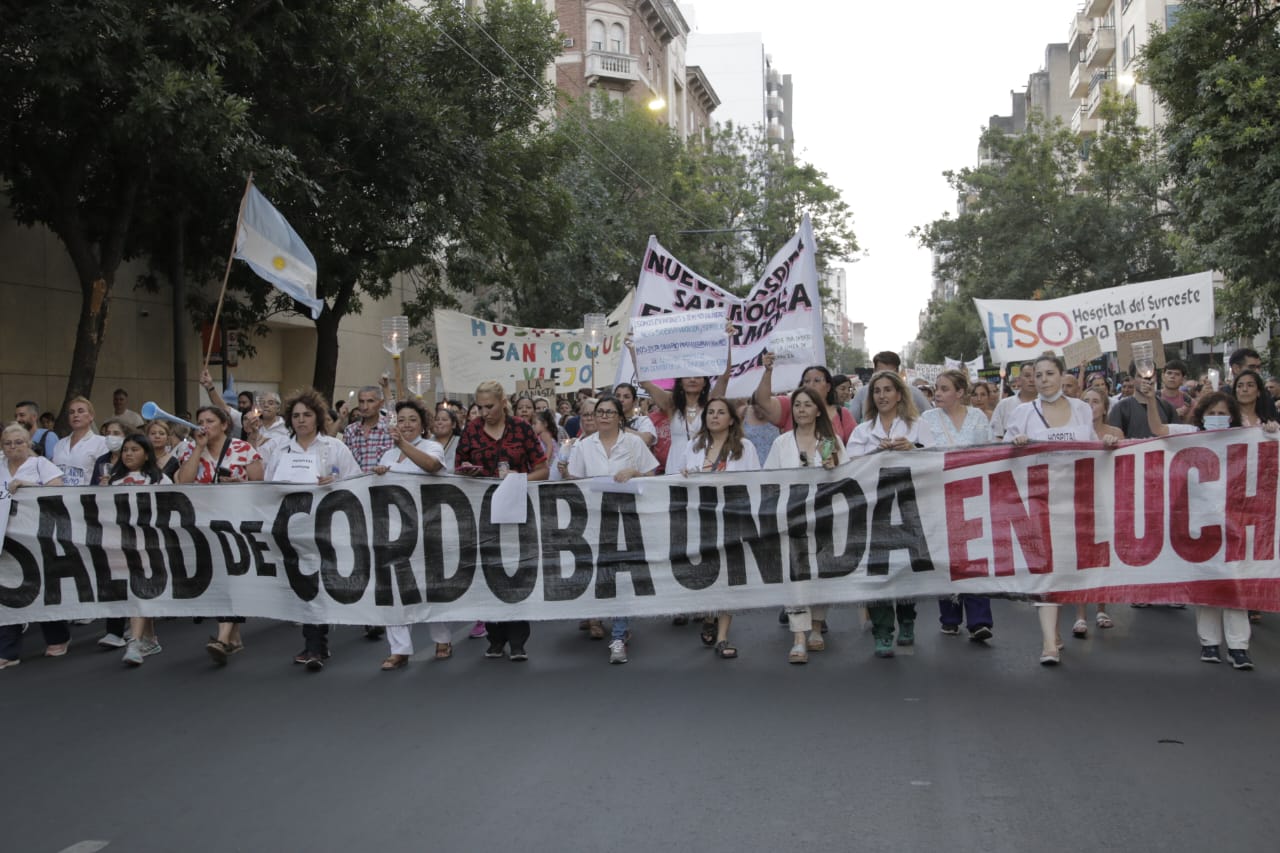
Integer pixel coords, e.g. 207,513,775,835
509,646,529,662
1200,645,1221,663
364,626,386,640
821,619,829,634
778,609,788,625
1228,649,1254,670
672,615,689,626
484,643,506,659
969,626,993,642
305,653,325,672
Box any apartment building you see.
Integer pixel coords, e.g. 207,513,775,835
554,1,719,141
1066,0,1185,135
686,32,792,145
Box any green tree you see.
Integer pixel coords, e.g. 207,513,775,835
0,0,284,420
912,101,1179,362
1143,0,1280,341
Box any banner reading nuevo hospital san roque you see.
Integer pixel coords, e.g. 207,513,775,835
973,271,1216,365
3,431,1278,626
434,292,632,393
614,215,825,398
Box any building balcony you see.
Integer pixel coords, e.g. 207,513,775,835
766,94,783,115
1071,104,1099,135
1085,26,1116,69
1086,71,1113,118
585,49,641,83
1083,0,1112,17
1068,13,1093,56
767,67,782,88
1069,60,1090,98
766,123,784,142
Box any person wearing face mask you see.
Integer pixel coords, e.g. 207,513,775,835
1004,353,1095,666
93,419,128,485
1137,386,1277,670
52,396,109,487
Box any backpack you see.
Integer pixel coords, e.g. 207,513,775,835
30,428,52,458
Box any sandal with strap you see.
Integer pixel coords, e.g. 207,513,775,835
381,654,410,671
587,620,605,640
1072,619,1088,638
788,643,808,664
806,634,825,652
434,643,452,660
205,638,229,666
1096,611,1114,629
714,640,738,659
700,621,717,646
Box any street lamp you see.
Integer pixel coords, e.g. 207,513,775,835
647,95,666,112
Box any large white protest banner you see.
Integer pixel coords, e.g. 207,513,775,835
615,216,824,398
973,271,1215,365
3,431,1279,625
630,309,728,379
435,292,632,393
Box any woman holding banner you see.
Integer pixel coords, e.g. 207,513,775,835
682,397,760,659
753,353,857,444
567,395,659,664
1004,352,1095,666
456,380,549,662
372,399,457,670
764,388,847,664
178,405,265,666
623,325,734,474
0,423,68,667
265,389,362,671
848,371,922,658
918,370,996,643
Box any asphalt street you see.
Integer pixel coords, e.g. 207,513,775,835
3,601,1277,853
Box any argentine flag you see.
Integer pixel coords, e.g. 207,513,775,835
233,184,324,319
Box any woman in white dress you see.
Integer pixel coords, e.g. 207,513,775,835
847,371,922,658
1004,352,1095,666
681,397,761,659
0,423,67,667
764,388,847,664
919,370,996,642
265,388,362,671
567,395,659,664
51,396,108,487
373,400,456,670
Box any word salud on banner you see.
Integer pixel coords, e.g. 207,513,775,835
434,292,632,393
3,430,1279,626
973,271,1215,365
615,216,824,398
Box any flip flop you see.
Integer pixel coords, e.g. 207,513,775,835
434,643,452,660
714,640,737,659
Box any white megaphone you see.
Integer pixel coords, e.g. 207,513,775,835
141,401,200,431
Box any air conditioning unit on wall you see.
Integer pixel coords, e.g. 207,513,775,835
563,37,575,48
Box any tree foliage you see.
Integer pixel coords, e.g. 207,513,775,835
1143,0,1280,341
912,100,1180,363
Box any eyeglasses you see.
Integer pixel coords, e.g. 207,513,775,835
2,440,27,448
594,410,620,418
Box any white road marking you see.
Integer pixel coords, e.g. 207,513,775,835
57,842,110,853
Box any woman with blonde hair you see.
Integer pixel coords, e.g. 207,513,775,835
51,396,108,486
0,423,67,667
847,371,922,656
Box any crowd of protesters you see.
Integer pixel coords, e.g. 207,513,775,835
2,344,1275,673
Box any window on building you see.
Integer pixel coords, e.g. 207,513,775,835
1122,26,1136,67
1166,4,1184,28
1122,0,1132,10
609,23,624,54
589,20,604,51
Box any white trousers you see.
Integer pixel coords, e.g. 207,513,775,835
386,623,458,656
1195,607,1250,650
786,605,828,634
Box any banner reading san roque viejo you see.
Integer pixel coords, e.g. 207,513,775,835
3,430,1278,626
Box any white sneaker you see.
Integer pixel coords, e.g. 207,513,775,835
122,640,144,666
98,633,127,649
608,639,628,664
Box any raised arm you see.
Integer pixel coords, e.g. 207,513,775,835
750,351,784,425
625,333,674,415
710,321,735,400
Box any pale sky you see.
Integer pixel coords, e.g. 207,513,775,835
684,0,1082,356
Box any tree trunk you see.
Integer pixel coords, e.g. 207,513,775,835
58,273,113,432
170,215,189,416
311,279,354,402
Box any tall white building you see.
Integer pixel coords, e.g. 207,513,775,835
686,31,792,144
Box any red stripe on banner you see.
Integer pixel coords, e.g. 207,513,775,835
941,436,1172,472
1046,578,1280,611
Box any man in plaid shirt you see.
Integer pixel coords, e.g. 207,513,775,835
343,385,394,472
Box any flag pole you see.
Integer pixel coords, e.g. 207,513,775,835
204,172,255,375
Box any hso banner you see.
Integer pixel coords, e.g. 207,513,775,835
614,216,824,398
974,271,1215,365
434,292,632,393
3,431,1278,625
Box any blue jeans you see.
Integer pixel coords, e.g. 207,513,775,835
611,618,628,642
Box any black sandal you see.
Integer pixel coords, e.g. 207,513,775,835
700,621,717,646
714,640,738,659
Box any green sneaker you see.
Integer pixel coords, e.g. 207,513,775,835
897,621,915,646
874,637,895,658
